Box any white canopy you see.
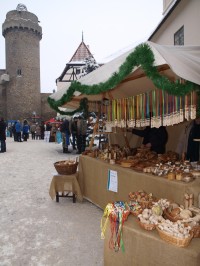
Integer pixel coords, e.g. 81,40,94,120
50,41,200,109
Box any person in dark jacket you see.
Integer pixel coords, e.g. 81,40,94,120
132,126,168,154
70,117,78,150
12,121,17,141
0,117,7,152
40,121,45,140
76,116,87,154
60,119,71,153
186,118,200,162
44,122,52,142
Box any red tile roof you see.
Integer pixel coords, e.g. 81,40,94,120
69,41,94,62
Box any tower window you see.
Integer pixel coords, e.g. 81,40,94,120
17,69,22,76
174,26,184,45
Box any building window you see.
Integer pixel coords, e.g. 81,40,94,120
17,69,22,76
174,26,184,45
76,68,80,75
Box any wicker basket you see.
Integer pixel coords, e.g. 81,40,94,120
137,219,156,231
54,161,78,175
163,208,182,222
191,225,200,238
156,226,193,247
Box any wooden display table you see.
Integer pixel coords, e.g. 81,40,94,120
104,215,200,266
78,155,200,209
78,155,200,265
49,173,83,203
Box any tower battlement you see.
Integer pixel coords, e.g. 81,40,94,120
2,10,42,39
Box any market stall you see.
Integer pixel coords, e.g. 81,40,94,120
48,41,200,152
49,42,200,264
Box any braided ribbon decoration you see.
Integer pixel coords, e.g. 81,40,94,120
101,201,130,252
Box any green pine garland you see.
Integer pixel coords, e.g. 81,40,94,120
48,43,199,115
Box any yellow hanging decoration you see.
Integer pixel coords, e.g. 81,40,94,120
100,203,113,239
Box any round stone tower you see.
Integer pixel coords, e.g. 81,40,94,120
2,4,42,120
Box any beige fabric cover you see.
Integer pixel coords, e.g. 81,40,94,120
150,42,200,85
78,155,200,265
50,42,200,107
104,215,200,266
49,173,83,202
78,155,200,209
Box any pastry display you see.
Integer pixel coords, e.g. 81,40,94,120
138,208,165,230
82,145,200,183
129,190,157,209
157,220,192,239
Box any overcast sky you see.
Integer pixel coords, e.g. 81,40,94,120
0,0,163,93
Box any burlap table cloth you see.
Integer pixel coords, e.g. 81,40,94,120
78,155,200,209
49,173,83,202
104,215,200,266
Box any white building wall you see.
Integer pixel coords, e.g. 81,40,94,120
150,0,200,45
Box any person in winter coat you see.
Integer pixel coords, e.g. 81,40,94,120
35,123,41,140
40,121,45,140
22,120,29,141
76,116,87,154
15,120,22,142
176,117,200,161
30,123,36,140
0,117,7,152
186,118,200,161
12,121,17,141
70,117,78,150
44,122,52,142
60,119,71,153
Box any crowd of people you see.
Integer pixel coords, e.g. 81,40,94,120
10,120,46,142
1,115,200,160
60,116,87,154
0,119,49,152
0,116,89,154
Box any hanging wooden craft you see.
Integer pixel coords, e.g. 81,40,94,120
105,89,197,130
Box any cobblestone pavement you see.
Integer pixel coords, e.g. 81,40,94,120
0,138,103,266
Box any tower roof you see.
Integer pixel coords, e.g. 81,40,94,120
69,40,93,62
56,34,97,83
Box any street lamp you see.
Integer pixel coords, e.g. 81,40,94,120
32,111,36,123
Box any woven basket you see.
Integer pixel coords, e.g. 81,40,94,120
156,226,193,247
137,219,156,231
163,209,182,222
190,225,200,238
54,161,78,175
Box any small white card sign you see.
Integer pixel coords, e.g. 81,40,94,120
107,170,118,192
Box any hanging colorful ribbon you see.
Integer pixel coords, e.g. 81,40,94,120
101,201,130,252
